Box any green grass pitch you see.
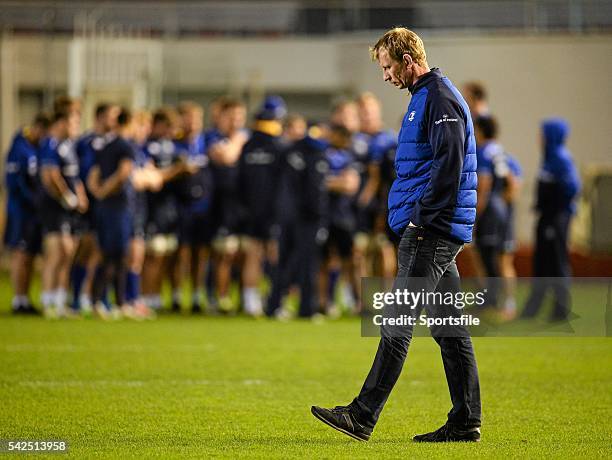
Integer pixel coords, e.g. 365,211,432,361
0,276,611,458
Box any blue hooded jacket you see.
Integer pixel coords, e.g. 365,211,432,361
388,68,477,243
537,118,580,214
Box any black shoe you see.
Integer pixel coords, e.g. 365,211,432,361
191,303,202,314
171,301,181,314
311,405,372,441
413,423,481,442
11,305,28,315
23,304,41,315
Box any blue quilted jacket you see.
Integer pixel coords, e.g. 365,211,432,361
388,68,477,243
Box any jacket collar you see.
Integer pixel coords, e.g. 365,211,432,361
408,67,441,94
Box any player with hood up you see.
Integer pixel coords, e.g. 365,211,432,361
522,118,580,321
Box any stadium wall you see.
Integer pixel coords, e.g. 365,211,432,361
2,33,611,245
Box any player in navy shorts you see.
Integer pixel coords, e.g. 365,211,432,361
3,113,50,314
319,124,361,316
355,92,398,281
173,101,214,314
474,115,522,317
38,107,89,318
87,108,136,319
124,110,162,317
73,103,120,314
238,96,287,316
206,98,249,312
141,108,189,311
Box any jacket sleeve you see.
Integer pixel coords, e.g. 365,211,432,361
411,91,466,227
305,149,329,223
560,157,581,201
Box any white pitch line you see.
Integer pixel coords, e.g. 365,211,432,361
14,379,266,388
2,344,217,353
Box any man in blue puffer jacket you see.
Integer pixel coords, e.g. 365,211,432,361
521,118,580,321
311,27,482,443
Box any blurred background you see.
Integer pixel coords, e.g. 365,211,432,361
0,0,611,272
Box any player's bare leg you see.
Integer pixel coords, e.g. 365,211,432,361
499,252,518,321
9,249,36,314
241,238,264,316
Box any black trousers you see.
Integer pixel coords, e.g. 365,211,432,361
267,220,319,318
522,211,572,320
350,226,482,428
476,242,501,307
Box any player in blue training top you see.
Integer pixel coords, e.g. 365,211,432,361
319,123,361,317
72,103,120,314
124,110,162,318
238,95,287,316
474,115,522,319
87,107,136,319
522,118,580,322
140,107,189,311
38,107,89,318
355,92,398,281
172,101,213,314
206,98,248,313
327,101,362,313
3,113,51,314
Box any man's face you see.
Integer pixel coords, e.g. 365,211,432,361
331,103,360,134
152,120,172,139
378,48,411,89
133,117,151,144
182,109,203,136
30,124,48,144
100,105,120,132
219,106,246,134
284,118,306,141
358,98,382,132
67,111,81,139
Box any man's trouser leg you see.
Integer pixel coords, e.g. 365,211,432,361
350,227,481,429
296,222,319,318
429,260,481,427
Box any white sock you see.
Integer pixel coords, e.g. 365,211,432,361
173,290,182,304
54,288,68,310
342,283,356,309
79,293,92,311
150,295,162,310
192,290,202,305
505,297,517,311
243,287,262,314
41,291,54,309
12,295,28,308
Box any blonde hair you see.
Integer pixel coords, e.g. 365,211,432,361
370,27,427,66
133,110,152,125
177,100,203,116
357,91,380,106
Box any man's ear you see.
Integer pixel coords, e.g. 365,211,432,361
402,53,413,68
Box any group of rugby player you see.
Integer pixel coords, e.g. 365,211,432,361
3,92,406,320
4,82,524,321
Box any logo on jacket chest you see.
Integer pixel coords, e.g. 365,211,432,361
408,111,416,122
